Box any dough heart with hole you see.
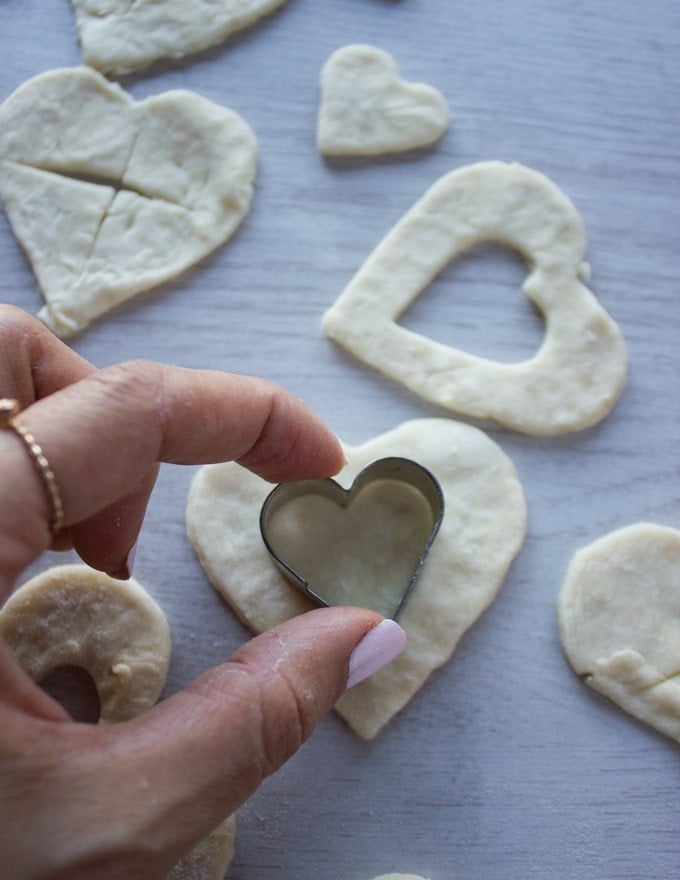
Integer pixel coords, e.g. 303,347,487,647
0,67,257,336
71,0,291,76
559,523,680,743
317,44,450,157
186,418,527,739
323,161,627,436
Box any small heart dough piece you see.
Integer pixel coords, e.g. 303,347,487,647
0,563,171,722
317,44,449,157
71,0,290,76
0,67,257,336
558,523,680,742
187,418,527,739
323,161,627,436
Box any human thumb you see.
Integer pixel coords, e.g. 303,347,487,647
90,607,405,875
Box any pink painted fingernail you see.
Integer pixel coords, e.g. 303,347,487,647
346,619,406,689
109,540,138,581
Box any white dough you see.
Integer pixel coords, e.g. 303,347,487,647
186,418,527,739
368,876,430,880
0,563,171,722
317,44,449,157
558,523,680,742
323,161,627,436
369,876,431,880
0,67,257,336
166,815,237,880
70,0,291,77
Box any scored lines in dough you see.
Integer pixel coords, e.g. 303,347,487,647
0,66,257,336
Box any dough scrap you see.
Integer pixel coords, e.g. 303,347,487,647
166,815,237,880
0,563,170,722
0,563,236,877
558,523,680,742
369,876,430,880
0,67,257,336
317,44,449,157
70,0,290,77
187,418,527,739
323,161,627,436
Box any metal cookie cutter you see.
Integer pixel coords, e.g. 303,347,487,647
259,456,444,620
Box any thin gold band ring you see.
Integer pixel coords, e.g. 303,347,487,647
0,398,64,535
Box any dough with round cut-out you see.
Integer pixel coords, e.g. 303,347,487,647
558,523,680,742
0,563,236,878
0,67,257,336
70,0,290,77
0,563,171,721
317,44,449,157
187,418,527,739
323,161,627,436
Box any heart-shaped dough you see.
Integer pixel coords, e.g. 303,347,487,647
558,523,680,743
317,44,450,157
186,418,527,739
323,161,627,436
0,67,257,336
70,0,291,76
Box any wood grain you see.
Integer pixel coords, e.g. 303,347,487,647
1,1,679,878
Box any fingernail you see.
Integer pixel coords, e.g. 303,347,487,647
346,619,406,689
109,540,138,581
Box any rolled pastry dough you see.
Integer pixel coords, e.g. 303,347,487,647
558,523,680,742
0,67,257,336
70,0,291,77
187,418,527,739
317,44,449,157
323,161,627,436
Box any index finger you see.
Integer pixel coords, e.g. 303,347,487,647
0,359,343,585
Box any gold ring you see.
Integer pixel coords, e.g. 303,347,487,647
0,398,64,535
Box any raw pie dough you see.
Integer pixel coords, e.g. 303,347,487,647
558,523,680,743
368,876,429,880
0,67,257,336
317,44,449,157
70,0,290,77
0,563,171,721
323,161,627,436
0,563,236,879
187,418,527,739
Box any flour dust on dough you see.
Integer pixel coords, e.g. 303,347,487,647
558,522,680,743
0,67,257,336
71,0,291,77
186,418,527,739
0,563,171,722
323,161,627,436
317,44,449,157
0,563,236,878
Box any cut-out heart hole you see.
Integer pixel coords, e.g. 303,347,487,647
260,458,443,620
400,241,544,363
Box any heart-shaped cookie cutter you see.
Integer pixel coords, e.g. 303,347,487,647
259,457,444,620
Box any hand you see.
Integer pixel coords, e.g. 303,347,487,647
0,306,406,880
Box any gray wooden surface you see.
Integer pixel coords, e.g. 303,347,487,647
1,1,679,878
